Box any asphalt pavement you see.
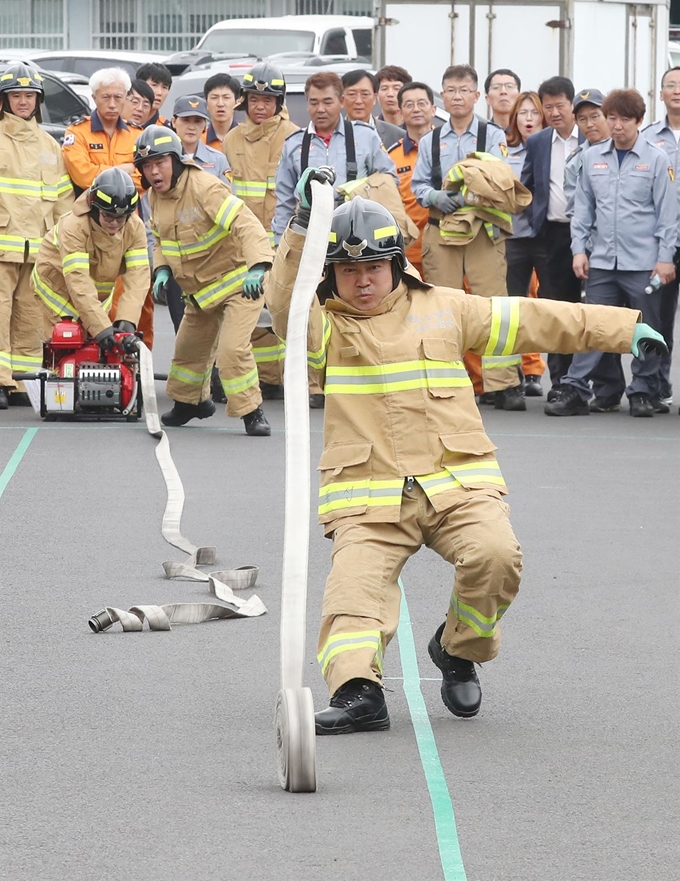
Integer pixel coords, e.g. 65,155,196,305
1,307,678,881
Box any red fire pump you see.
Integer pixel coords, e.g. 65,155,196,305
39,319,142,421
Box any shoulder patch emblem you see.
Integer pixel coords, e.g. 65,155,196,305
62,133,75,146
500,143,508,158
669,166,676,182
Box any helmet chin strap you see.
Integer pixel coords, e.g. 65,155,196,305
170,154,187,189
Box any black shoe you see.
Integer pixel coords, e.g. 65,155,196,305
315,678,390,735
495,384,526,411
0,388,9,410
161,399,216,426
242,406,271,436
523,375,544,397
629,392,654,417
8,391,31,407
260,381,284,401
428,623,482,718
546,386,561,403
309,393,325,409
650,397,670,414
589,394,621,413
477,392,496,405
544,386,589,416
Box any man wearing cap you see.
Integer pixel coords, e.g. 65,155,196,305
223,62,298,399
172,95,230,180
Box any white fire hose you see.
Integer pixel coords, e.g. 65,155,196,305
88,342,266,633
274,179,335,794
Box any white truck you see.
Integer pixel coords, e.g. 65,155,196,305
373,0,670,120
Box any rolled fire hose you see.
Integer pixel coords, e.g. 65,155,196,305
88,342,266,632
275,179,335,794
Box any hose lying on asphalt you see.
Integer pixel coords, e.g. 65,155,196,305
88,342,266,632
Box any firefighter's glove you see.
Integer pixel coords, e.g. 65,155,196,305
152,268,171,305
113,320,136,333
241,264,268,300
429,189,466,215
631,323,668,361
295,166,336,209
95,326,118,352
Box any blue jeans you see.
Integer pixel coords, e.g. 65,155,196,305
562,268,662,400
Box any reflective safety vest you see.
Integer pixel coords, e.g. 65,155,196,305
0,113,73,264
31,192,150,338
269,226,640,533
149,164,273,309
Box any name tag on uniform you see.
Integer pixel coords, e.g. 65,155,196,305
592,163,609,169
655,140,666,147
634,164,649,171
89,143,104,150
203,163,215,168
397,165,411,173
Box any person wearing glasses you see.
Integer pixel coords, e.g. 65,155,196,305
641,67,680,411
412,64,526,410
484,69,521,132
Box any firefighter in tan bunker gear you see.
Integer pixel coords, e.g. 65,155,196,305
135,126,274,436
32,168,150,347
0,62,74,409
223,62,299,399
268,168,668,734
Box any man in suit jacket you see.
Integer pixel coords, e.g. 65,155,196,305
342,69,404,149
521,76,582,391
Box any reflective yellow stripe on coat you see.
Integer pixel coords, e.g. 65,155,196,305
0,173,71,199
160,195,243,259
324,359,472,395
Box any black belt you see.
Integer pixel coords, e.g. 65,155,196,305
428,217,440,227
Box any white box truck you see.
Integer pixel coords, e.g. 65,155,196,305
372,0,670,120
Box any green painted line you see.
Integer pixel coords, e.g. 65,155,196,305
397,577,467,881
0,428,38,499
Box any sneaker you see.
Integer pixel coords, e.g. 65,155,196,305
544,386,589,416
546,386,561,403
523,375,544,397
428,623,482,718
628,392,654,418
0,388,9,410
242,406,271,436
260,381,284,401
650,397,670,414
315,678,390,735
495,384,526,411
161,399,216,427
309,393,325,409
589,394,621,413
477,392,496,405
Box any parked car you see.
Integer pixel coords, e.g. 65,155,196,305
27,49,170,80
37,70,91,142
164,15,373,76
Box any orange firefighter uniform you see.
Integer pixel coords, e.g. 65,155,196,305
388,132,430,276
0,112,74,390
31,192,150,338
223,109,298,386
269,225,641,696
150,164,273,417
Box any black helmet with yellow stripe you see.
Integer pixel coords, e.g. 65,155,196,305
240,62,286,112
0,62,45,121
133,125,186,189
87,168,138,221
326,199,406,269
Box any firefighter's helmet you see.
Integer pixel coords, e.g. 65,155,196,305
0,62,45,97
133,125,184,168
240,62,286,111
88,168,139,218
326,199,406,269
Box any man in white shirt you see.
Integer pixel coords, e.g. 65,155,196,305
521,77,583,392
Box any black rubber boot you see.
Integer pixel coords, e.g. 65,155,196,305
8,391,31,407
428,622,482,718
523,375,544,397
210,366,227,404
315,678,390,735
161,399,216,427
495,384,526,411
242,406,271,436
0,388,9,410
309,393,325,409
260,381,284,401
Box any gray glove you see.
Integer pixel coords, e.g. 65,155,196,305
429,189,466,214
95,326,117,352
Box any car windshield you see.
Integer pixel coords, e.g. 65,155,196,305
200,29,315,55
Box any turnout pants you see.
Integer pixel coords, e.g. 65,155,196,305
422,225,519,393
541,222,582,385
166,293,263,418
317,484,522,697
251,326,285,386
0,262,43,389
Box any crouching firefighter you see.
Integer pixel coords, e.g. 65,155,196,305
134,125,274,436
32,167,149,350
268,167,668,734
